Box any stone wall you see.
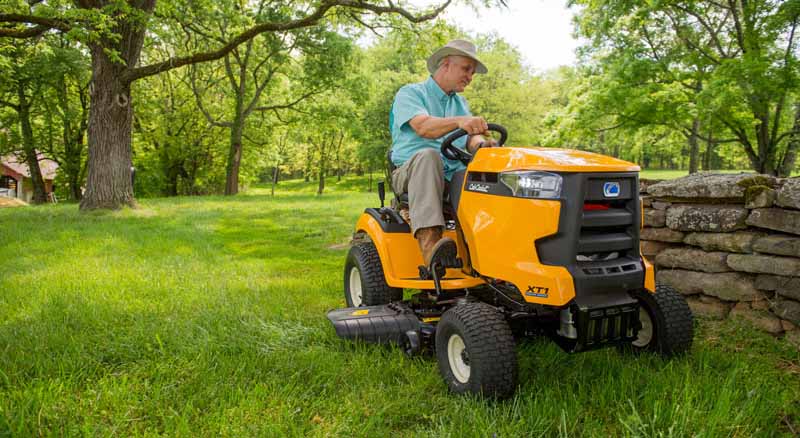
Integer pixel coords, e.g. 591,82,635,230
640,173,800,348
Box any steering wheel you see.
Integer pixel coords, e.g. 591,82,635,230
440,123,508,165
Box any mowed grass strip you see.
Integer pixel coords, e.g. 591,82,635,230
1,177,798,436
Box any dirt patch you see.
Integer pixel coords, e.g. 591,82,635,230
0,197,28,208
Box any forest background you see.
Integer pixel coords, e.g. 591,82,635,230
1,0,798,207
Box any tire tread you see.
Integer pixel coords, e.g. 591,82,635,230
345,242,402,306
437,302,517,399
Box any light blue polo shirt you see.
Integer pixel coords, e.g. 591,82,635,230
389,76,471,181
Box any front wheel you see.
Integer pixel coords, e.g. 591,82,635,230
435,302,517,399
343,242,402,307
626,285,694,356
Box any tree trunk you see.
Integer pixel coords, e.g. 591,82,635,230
17,81,48,204
80,47,136,210
58,74,86,201
271,165,279,196
779,103,800,177
317,162,325,195
688,117,700,174
165,163,180,197
704,140,716,171
225,120,244,195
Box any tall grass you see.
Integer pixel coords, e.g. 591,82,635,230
1,177,798,436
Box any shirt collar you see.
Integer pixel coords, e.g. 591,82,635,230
425,76,456,102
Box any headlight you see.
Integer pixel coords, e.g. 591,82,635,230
499,171,562,199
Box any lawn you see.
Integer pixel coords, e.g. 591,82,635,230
1,176,798,436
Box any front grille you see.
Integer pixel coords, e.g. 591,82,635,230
578,176,638,258
535,172,645,297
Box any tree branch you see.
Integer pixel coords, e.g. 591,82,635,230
775,129,800,146
770,16,798,144
727,0,747,54
672,4,728,58
0,13,71,38
254,88,323,113
664,11,721,65
720,117,758,163
189,66,232,128
0,99,20,111
123,0,450,83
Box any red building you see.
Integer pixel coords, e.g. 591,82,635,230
0,153,59,203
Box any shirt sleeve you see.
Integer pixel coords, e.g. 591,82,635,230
392,86,429,131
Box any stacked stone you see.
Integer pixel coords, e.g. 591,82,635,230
640,173,800,348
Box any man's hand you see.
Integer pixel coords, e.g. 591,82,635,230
467,134,498,153
457,116,488,135
481,138,499,148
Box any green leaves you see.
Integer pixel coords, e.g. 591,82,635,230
564,0,800,174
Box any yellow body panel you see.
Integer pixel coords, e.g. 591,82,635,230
457,190,576,306
355,214,485,289
469,147,641,173
643,256,656,293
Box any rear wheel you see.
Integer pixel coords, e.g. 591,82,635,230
343,241,402,307
435,302,517,399
626,285,693,356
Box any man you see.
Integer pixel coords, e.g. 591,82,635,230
389,39,496,276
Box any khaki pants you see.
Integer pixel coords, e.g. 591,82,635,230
391,148,446,236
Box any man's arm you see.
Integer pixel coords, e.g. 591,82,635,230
409,115,495,153
409,115,488,139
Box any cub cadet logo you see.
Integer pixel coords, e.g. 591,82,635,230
468,183,490,193
603,181,621,198
525,285,549,298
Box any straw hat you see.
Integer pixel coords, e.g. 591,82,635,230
426,39,488,75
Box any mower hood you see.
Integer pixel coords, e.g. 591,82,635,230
469,147,640,173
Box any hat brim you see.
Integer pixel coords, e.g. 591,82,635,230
426,47,488,75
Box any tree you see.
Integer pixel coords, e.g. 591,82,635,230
185,3,354,195
0,0,453,209
570,0,800,176
133,66,220,196
39,36,90,201
0,39,48,203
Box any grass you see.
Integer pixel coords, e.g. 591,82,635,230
1,175,799,436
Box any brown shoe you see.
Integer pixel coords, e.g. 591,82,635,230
416,226,457,278
416,226,442,266
428,237,457,275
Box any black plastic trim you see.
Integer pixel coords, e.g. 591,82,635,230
464,172,512,196
364,208,411,233
449,170,466,213
578,232,633,253
582,208,633,228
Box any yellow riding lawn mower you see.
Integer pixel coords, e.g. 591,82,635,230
327,124,693,399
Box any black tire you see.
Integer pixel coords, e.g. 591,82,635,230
435,302,517,399
626,284,694,356
343,241,402,307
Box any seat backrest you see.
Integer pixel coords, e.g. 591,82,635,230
385,148,409,205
